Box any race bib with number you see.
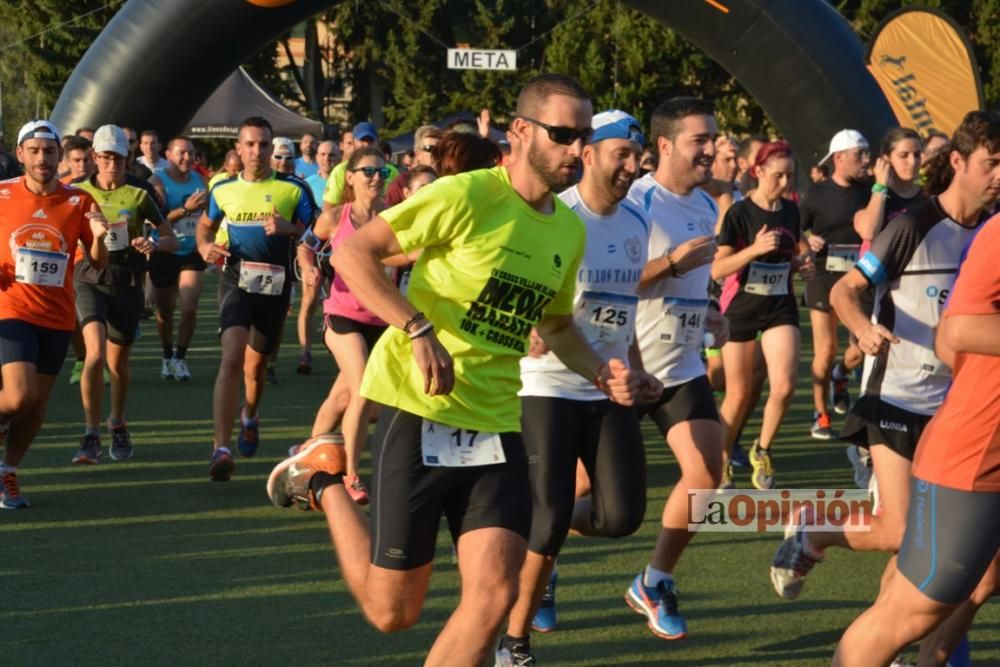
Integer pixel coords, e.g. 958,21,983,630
14,247,69,287
399,269,411,297
104,222,129,252
825,244,861,273
575,291,638,345
172,214,199,238
745,261,789,296
420,419,506,467
238,261,286,295
659,297,708,345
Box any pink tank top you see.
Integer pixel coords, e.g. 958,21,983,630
324,203,388,326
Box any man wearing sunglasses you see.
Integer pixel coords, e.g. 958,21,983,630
196,117,316,482
498,110,653,664
385,126,445,207
625,97,729,640
267,74,660,666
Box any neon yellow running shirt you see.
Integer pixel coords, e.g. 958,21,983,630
361,166,585,432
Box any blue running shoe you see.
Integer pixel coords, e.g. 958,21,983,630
532,571,557,633
731,441,750,468
237,410,260,458
624,573,687,639
947,634,971,667
209,448,235,482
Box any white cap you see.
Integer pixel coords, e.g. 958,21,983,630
17,120,60,146
272,137,295,156
819,129,869,165
92,124,129,157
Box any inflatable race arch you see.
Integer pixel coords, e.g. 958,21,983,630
51,0,896,170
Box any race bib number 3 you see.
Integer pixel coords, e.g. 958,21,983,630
238,261,286,295
745,261,789,296
104,222,129,252
576,291,638,345
14,247,69,287
421,419,505,467
659,297,708,345
825,244,861,273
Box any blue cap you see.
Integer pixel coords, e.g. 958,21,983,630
589,110,645,146
352,121,378,142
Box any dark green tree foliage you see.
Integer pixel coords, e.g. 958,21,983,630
544,0,771,135
0,0,119,141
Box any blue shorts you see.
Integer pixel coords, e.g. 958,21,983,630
0,319,72,375
897,477,1000,604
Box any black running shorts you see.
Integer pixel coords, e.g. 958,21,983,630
325,314,386,354
368,406,530,570
75,281,144,346
0,319,72,375
521,396,646,555
840,396,930,462
217,269,291,355
804,271,841,313
639,374,719,436
148,251,206,289
898,477,1000,604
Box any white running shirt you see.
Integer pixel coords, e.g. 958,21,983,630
519,185,649,400
630,174,717,386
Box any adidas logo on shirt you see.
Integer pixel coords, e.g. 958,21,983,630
32,208,47,219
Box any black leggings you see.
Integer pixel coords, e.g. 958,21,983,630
521,396,647,556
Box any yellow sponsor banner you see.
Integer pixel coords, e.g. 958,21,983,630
866,8,983,138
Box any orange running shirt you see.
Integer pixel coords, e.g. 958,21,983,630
913,216,1000,491
0,177,96,331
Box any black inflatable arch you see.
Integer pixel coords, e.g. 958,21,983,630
52,0,895,170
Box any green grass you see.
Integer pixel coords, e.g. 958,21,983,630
3,273,998,666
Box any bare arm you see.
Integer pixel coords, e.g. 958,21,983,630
639,235,716,290
854,193,887,242
297,207,339,286
535,313,662,405
196,211,229,263
937,313,1000,358
830,269,899,356
333,216,453,395
85,205,109,269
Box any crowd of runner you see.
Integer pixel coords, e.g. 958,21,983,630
0,71,998,667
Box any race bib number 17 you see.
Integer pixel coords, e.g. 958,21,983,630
421,419,505,467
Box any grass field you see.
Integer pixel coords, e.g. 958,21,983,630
3,273,998,666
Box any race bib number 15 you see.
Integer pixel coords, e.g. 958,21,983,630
238,261,285,295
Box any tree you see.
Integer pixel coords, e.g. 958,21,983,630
0,0,119,140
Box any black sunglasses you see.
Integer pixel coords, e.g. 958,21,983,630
351,166,391,179
519,116,594,146
418,144,437,153
273,155,295,161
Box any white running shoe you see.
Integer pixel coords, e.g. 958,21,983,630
846,445,872,490
172,358,192,382
160,358,174,380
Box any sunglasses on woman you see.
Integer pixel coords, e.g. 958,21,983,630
519,117,594,146
351,166,391,179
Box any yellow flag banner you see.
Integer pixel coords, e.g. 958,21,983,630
866,7,983,138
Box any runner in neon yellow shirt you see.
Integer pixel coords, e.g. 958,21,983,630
268,74,661,666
